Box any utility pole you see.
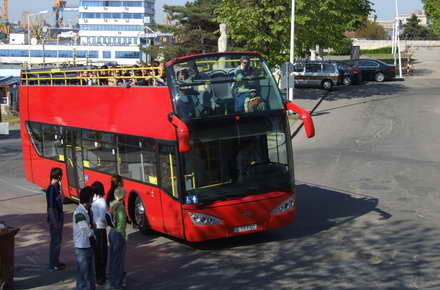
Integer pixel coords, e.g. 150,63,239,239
394,0,403,78
289,0,295,101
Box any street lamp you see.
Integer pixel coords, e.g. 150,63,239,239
27,10,49,65
394,0,403,78
289,0,295,101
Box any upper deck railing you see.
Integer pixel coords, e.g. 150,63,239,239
21,64,166,87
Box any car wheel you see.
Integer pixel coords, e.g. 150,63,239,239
321,80,333,90
134,195,151,234
375,72,385,82
343,76,352,86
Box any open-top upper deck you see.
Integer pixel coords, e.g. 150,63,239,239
20,63,166,87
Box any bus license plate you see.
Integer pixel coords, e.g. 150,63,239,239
234,224,257,233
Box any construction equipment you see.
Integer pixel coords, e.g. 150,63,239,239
53,0,66,28
0,0,9,37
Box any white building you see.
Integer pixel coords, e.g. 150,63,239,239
9,33,26,45
0,44,141,65
78,0,155,46
371,10,429,34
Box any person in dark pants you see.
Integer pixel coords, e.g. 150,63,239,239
106,175,123,207
91,181,108,286
108,187,128,290
46,167,65,271
73,186,96,290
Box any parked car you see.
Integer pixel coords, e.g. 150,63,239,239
293,61,343,90
344,59,396,82
337,63,363,85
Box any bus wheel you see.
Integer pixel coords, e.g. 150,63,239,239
134,195,151,234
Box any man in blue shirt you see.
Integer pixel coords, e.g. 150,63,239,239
46,167,65,271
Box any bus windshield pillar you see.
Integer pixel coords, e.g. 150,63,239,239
168,112,191,152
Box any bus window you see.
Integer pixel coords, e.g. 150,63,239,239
82,130,117,174
159,144,178,198
41,124,64,160
26,121,43,155
167,54,284,120
141,139,158,185
118,135,143,181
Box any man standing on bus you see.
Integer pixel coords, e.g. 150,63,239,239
233,56,260,112
46,167,65,271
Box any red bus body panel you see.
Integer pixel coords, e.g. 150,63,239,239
182,191,295,242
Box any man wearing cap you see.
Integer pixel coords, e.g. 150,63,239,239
108,187,128,289
244,89,266,112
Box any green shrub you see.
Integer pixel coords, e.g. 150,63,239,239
360,47,392,54
327,38,353,55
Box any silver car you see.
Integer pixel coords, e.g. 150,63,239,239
293,61,343,90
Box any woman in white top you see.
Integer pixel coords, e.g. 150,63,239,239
91,181,108,286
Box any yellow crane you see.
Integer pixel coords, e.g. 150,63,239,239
0,0,9,37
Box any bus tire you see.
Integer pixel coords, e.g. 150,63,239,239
134,195,151,234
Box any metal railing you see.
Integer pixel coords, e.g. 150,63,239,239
21,65,165,86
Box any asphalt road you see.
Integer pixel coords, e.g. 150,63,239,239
1,48,440,290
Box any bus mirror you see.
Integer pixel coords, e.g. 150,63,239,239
285,101,315,138
168,112,191,152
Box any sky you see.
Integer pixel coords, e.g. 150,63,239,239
6,0,424,24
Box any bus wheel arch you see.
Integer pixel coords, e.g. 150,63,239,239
129,191,152,234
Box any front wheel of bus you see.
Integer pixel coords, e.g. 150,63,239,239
134,195,151,234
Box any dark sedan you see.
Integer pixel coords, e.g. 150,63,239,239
337,63,363,85
345,59,396,82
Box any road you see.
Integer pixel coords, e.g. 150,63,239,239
1,48,440,290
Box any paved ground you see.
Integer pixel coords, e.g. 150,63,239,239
1,48,440,290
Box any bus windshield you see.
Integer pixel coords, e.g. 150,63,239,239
182,112,293,203
167,53,284,121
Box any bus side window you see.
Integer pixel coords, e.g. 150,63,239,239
41,124,64,160
118,135,145,182
141,139,158,185
159,144,178,199
26,121,43,155
82,130,117,175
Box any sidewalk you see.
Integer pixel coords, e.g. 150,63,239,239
1,192,145,290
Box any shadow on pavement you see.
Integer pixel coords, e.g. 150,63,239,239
294,82,407,102
4,183,440,290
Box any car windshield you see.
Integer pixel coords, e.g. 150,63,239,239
181,113,293,203
167,53,284,122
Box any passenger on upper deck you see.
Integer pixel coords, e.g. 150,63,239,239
244,89,266,112
175,87,203,122
233,56,261,112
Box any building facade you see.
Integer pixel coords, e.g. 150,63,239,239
78,0,155,46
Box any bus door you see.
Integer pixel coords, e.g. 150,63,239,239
159,144,184,238
64,128,85,197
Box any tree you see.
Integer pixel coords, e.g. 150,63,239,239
143,0,220,62
401,14,431,40
216,0,373,66
352,19,389,40
423,0,440,35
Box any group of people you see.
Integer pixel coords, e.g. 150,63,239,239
175,56,266,121
25,63,167,87
79,64,166,87
46,168,128,290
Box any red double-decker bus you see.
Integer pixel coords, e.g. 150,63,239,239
20,52,314,242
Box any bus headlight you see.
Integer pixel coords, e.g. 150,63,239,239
189,212,222,225
271,196,295,215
